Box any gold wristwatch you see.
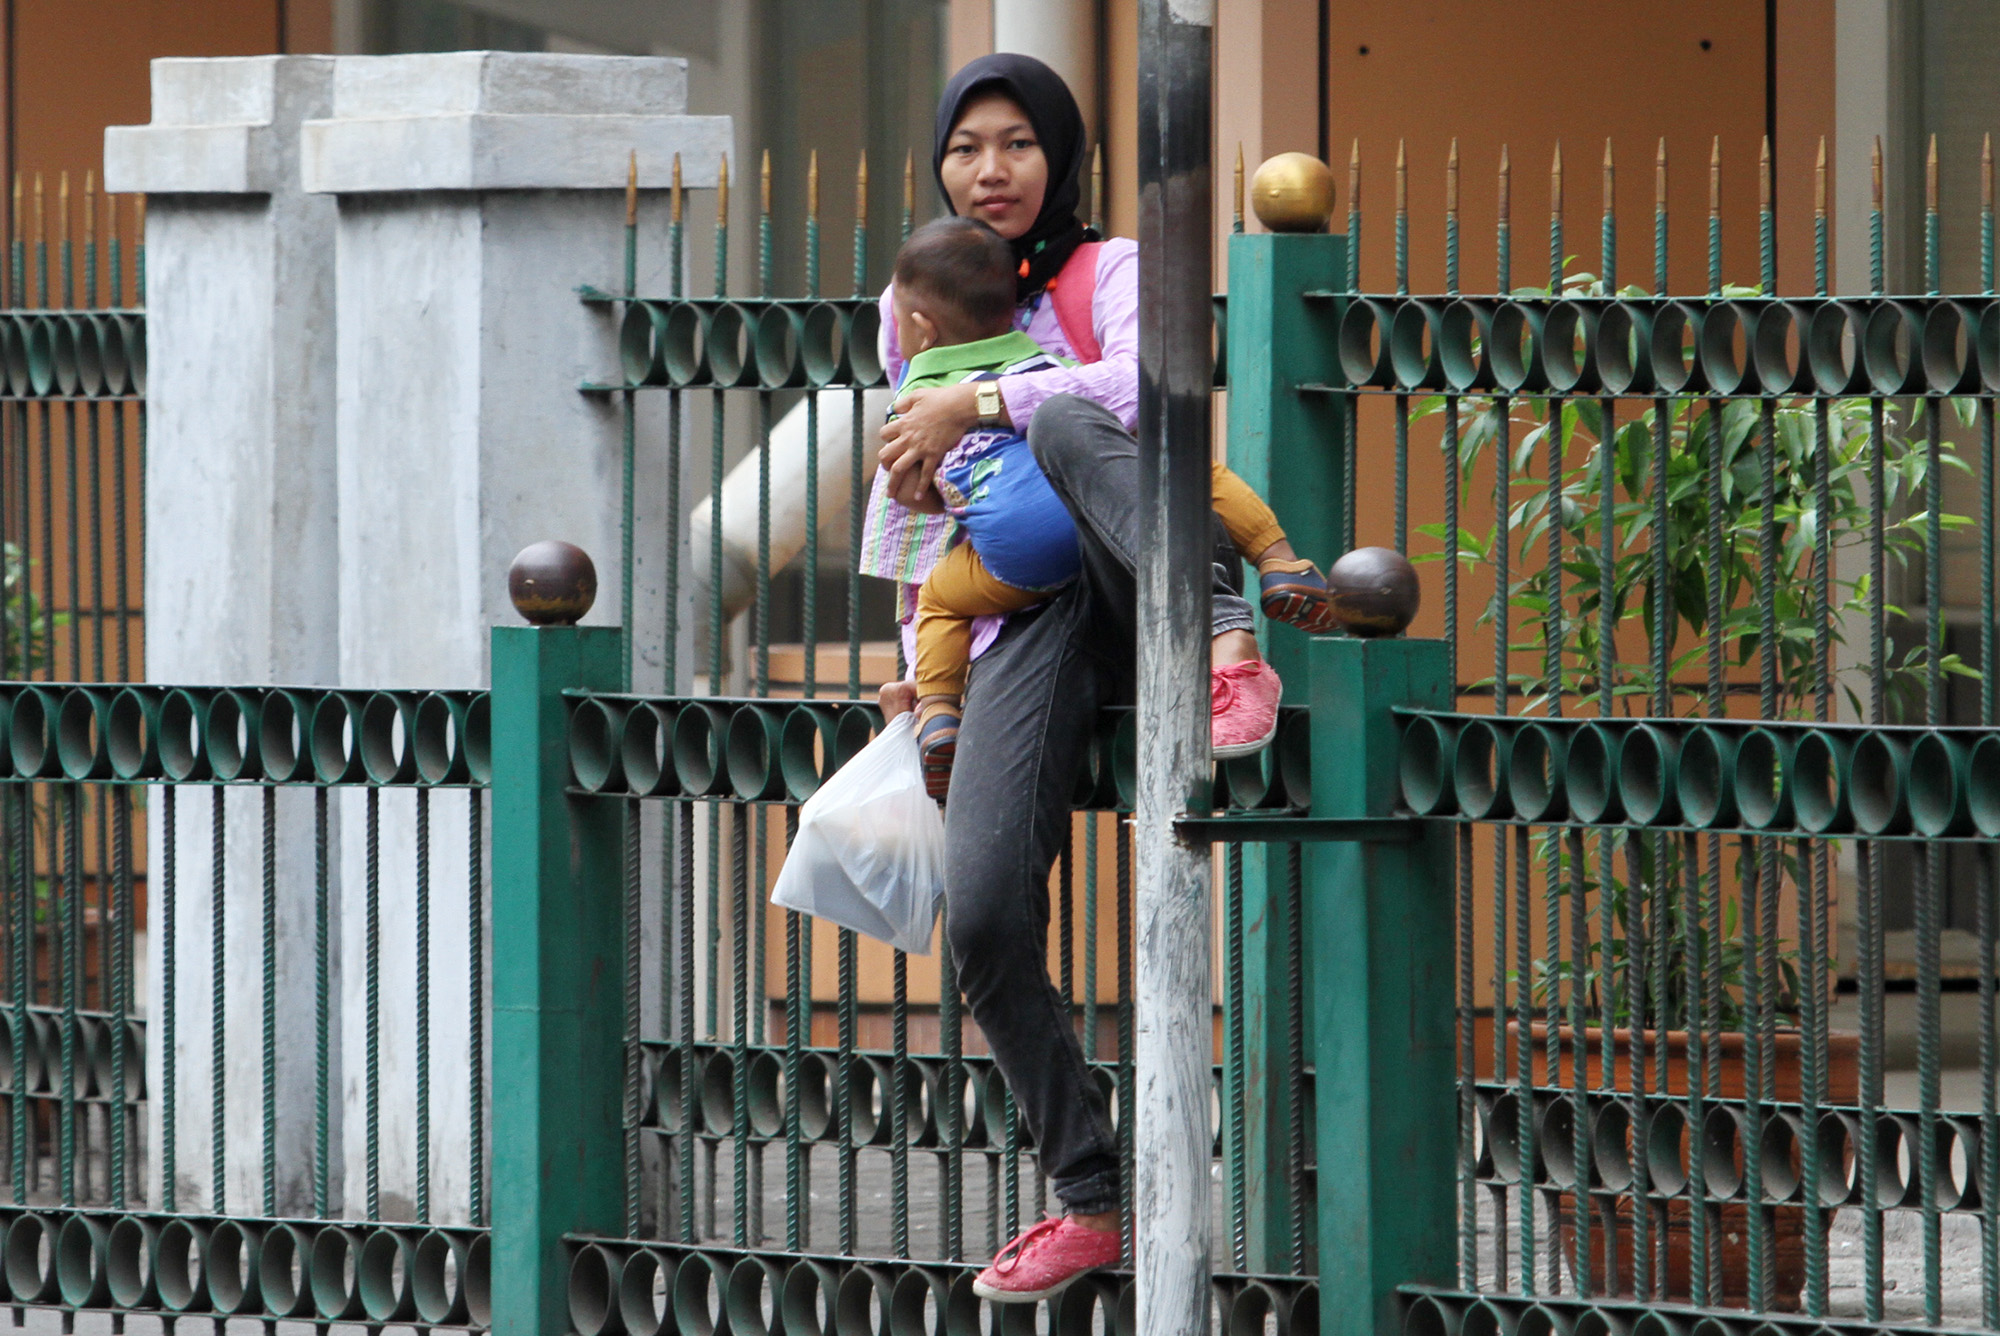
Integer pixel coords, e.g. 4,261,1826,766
974,381,1003,427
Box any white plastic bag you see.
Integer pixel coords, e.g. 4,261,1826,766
770,712,944,954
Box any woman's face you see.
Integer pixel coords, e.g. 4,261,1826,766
940,91,1048,241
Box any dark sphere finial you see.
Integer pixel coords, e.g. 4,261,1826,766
1326,546,1420,638
508,540,598,626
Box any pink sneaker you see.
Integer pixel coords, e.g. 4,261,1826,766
1211,658,1281,759
971,1216,1122,1304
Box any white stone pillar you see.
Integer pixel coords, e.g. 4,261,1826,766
104,55,341,1215
993,0,1100,138
301,51,727,1223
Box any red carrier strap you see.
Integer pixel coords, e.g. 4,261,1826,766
1045,241,1103,365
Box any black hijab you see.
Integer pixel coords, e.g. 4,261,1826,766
933,53,1097,304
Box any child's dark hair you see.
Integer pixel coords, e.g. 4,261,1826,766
894,217,1016,342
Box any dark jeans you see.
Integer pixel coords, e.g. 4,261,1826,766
944,394,1253,1218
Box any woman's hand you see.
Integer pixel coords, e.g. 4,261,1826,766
879,382,990,507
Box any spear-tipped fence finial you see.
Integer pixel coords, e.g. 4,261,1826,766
1709,136,1721,218
1653,139,1668,293
1816,136,1828,217
1091,143,1103,232
625,150,638,228
1446,138,1461,293
1871,135,1883,211
1394,140,1408,293
1601,139,1613,215
1498,144,1511,224
1926,133,1941,292
1234,142,1245,231
1550,140,1563,215
760,148,772,218
1759,135,1775,290
718,152,730,228
1985,134,1995,295
808,149,820,221
1348,138,1360,212
855,149,868,221
671,153,683,225
903,150,915,220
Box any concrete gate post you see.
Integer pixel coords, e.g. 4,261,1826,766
105,55,340,1215
300,52,727,1222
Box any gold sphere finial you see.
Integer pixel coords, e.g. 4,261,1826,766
1249,152,1336,233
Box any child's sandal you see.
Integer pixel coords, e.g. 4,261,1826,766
918,710,960,803
1258,558,1339,634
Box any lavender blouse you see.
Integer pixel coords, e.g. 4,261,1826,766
855,235,1139,600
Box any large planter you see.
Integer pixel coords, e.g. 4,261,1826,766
1509,1021,1860,1312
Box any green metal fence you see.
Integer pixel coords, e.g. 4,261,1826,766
0,682,489,1324
13,126,1994,1336
557,149,1327,1336
0,172,145,690
1324,136,2000,1336
0,170,150,1260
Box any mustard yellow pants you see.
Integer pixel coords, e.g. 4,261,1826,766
913,460,1285,702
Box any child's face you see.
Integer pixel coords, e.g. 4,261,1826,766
893,287,939,358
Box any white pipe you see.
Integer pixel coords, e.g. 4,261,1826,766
691,388,894,621
992,0,1099,140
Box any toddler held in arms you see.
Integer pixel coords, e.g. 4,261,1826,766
890,216,1338,800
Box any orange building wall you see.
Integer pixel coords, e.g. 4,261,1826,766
3,0,330,192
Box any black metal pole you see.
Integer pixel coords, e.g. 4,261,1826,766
1136,1,1214,1332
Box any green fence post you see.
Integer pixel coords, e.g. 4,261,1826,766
489,618,625,1336
1225,228,1346,1272
1307,635,1455,1336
